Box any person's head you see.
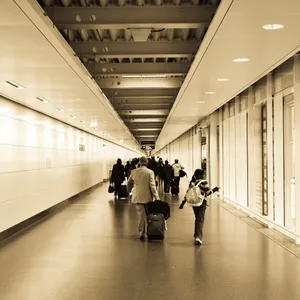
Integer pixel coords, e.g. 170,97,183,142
159,158,163,162
194,169,204,179
139,156,148,166
165,160,169,165
126,161,130,165
117,158,122,164
175,159,179,163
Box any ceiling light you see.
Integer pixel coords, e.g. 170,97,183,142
69,115,76,119
57,108,64,112
233,58,250,62
90,121,98,127
263,24,284,30
217,78,229,82
120,139,124,143
121,75,167,79
196,101,205,104
80,120,85,124
205,92,216,95
37,97,49,103
6,81,26,90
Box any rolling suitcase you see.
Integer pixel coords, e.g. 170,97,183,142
147,213,165,241
146,200,170,220
118,185,129,199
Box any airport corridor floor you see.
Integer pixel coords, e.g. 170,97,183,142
0,182,300,300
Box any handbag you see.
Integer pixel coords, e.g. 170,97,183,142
179,170,187,178
108,183,115,193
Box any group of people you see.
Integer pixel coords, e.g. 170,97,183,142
110,156,219,246
111,156,185,197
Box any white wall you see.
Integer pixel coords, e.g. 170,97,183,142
155,54,300,244
0,96,137,233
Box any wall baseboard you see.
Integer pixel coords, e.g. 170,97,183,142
0,180,105,245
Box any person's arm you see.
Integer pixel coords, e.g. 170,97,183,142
149,171,159,200
127,174,134,193
179,199,186,209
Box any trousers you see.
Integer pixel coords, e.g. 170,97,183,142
192,204,207,240
164,180,171,193
136,204,147,236
114,182,122,197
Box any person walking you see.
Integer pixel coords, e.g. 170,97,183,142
179,169,219,245
111,158,125,200
125,161,131,179
157,158,164,186
127,156,160,240
172,159,184,188
162,160,174,193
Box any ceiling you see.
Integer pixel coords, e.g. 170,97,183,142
37,0,220,145
156,0,300,150
2,0,300,154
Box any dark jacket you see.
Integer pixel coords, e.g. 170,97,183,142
162,164,174,181
157,162,164,179
148,159,158,176
111,163,125,183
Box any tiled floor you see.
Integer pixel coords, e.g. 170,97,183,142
0,182,300,300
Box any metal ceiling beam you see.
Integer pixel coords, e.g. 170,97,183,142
118,109,169,116
97,77,183,88
113,104,173,110
128,123,164,128
135,135,159,138
131,128,161,132
86,62,190,76
124,117,166,123
102,88,179,97
45,6,217,29
71,41,199,56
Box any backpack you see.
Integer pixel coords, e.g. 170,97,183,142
185,180,205,206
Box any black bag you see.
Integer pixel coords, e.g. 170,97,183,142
146,200,170,220
118,185,129,199
108,183,114,193
171,185,179,195
147,213,165,241
179,170,187,178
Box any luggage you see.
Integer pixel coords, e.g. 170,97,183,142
171,185,179,195
146,200,170,220
108,183,114,194
147,213,165,241
118,185,129,199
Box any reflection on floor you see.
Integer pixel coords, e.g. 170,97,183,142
0,182,300,300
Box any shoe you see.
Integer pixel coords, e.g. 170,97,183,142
140,235,145,241
194,238,202,246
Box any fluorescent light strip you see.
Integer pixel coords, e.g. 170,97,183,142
205,92,216,95
263,24,284,30
57,108,64,112
69,115,76,118
6,81,26,90
233,58,250,62
217,78,229,82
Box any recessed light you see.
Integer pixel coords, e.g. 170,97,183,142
69,115,76,118
205,92,216,95
233,58,250,62
80,120,85,124
57,108,64,112
6,81,26,90
217,78,229,82
37,97,49,103
263,24,284,30
90,121,98,127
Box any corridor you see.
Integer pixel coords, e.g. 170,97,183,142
0,183,300,300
